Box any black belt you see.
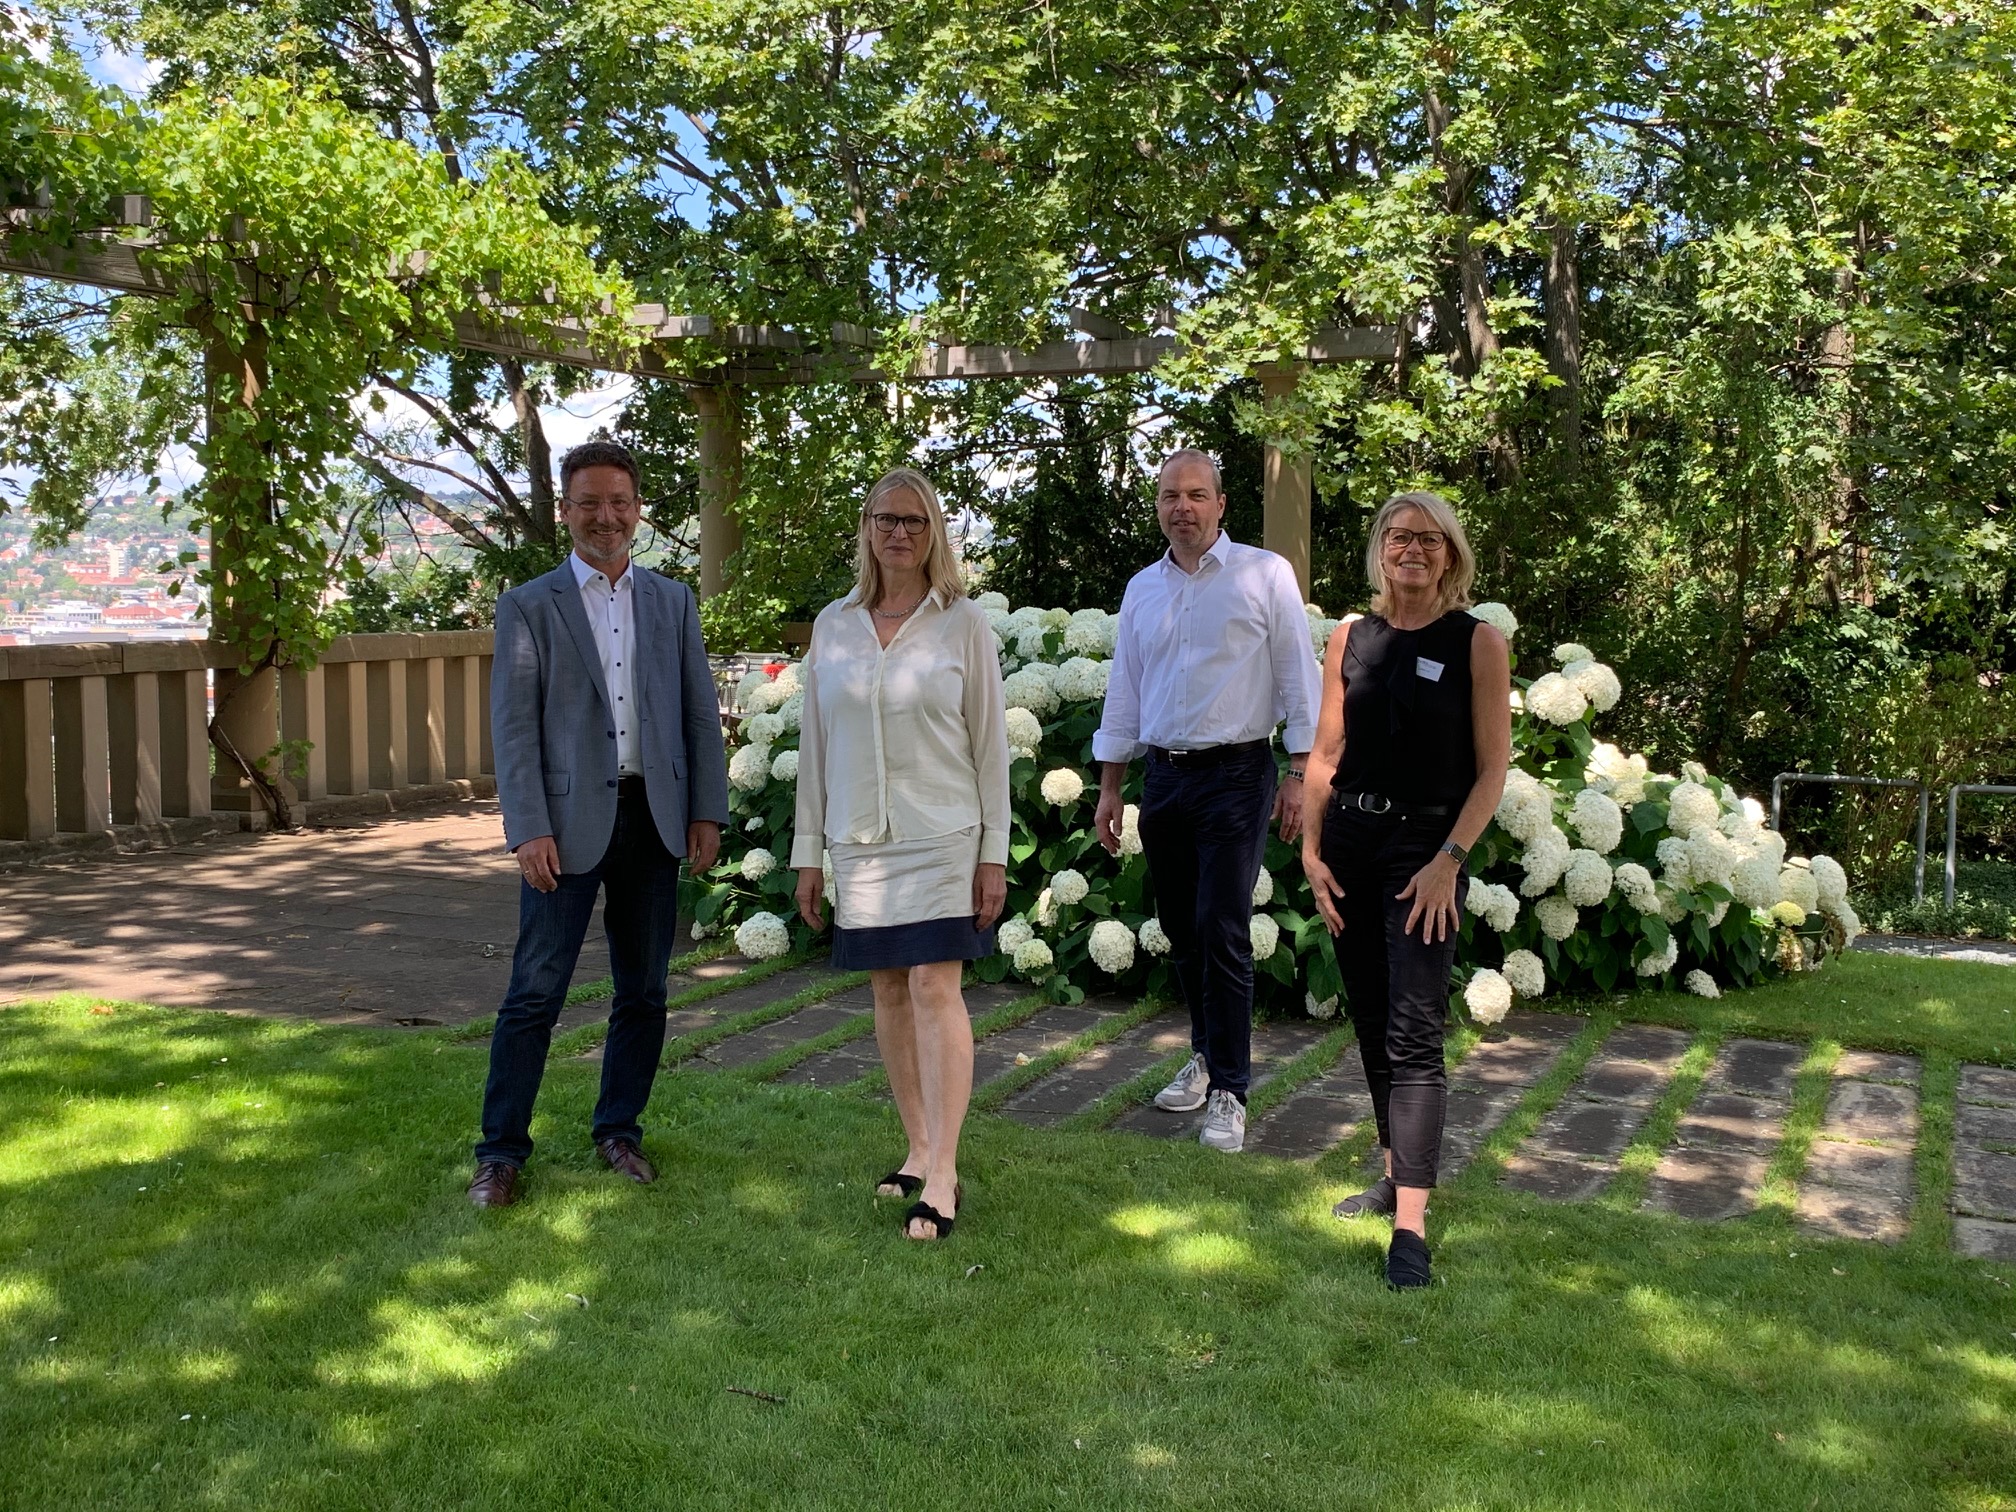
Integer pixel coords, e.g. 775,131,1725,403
1332,790,1452,817
617,774,648,798
1145,738,1271,770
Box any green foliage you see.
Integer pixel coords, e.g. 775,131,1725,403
332,556,490,635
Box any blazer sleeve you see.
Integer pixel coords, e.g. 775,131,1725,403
789,619,829,869
678,582,731,826
491,590,551,852
960,604,1013,867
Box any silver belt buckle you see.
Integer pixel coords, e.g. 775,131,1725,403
1355,792,1393,814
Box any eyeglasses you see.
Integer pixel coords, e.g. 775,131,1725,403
1383,527,1448,551
870,513,931,537
563,496,639,515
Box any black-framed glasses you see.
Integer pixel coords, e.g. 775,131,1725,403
1383,527,1448,551
871,512,931,537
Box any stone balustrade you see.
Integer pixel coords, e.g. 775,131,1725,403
0,630,495,843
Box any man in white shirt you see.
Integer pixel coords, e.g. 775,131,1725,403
1093,448,1322,1152
470,440,728,1208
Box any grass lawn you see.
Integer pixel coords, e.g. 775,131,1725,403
3,952,2014,1511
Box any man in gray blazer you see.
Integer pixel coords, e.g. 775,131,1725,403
469,440,729,1208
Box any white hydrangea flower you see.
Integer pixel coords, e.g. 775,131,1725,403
1685,829,1740,890
1656,884,1689,924
1562,658,1622,714
975,590,1010,613
1809,855,1848,911
1002,667,1061,716
1563,849,1614,907
1525,672,1588,726
1013,620,1053,660
1470,602,1519,638
734,910,791,960
1062,612,1117,657
1464,968,1512,1024
1553,642,1594,666
1614,862,1660,913
1681,759,1709,783
739,846,776,882
1012,938,1055,977
1040,767,1085,806
735,668,774,708
1779,863,1820,914
1088,918,1136,975
1666,780,1722,839
1050,868,1090,906
1519,826,1573,896
1305,992,1339,1020
1728,855,1778,910
745,711,786,746
1138,916,1172,955
1496,779,1554,845
1684,969,1720,999
1036,606,1068,629
744,814,764,832
775,691,805,733
1501,948,1546,998
1636,934,1679,977
1251,868,1274,907
688,921,711,941
1748,826,1788,869
770,664,802,696
1119,803,1143,857
1740,796,1767,825
997,918,1034,956
1249,914,1280,961
728,742,772,793
1570,787,1625,854
1535,894,1579,940
742,679,786,714
1034,887,1056,927
1655,836,1693,885
1004,707,1044,758
1830,898,1864,944
1309,616,1341,661
1481,883,1520,933
1053,657,1110,703
769,749,799,783
822,855,836,904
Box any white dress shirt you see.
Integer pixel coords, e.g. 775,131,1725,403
569,552,641,777
790,590,1013,868
1092,530,1321,762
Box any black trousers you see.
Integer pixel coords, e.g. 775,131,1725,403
1137,742,1277,1101
1320,802,1468,1187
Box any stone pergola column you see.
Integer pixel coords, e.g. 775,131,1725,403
693,384,743,598
1260,367,1313,601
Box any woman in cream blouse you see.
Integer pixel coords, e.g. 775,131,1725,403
792,468,1011,1241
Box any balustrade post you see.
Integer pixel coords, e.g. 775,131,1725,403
52,674,112,834
324,661,369,795
210,664,279,825
445,656,482,779
0,678,57,840
478,656,494,774
158,670,211,819
107,672,165,826
367,657,409,790
408,655,448,785
279,664,329,800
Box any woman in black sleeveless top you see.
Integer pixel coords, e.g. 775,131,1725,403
1301,491,1511,1289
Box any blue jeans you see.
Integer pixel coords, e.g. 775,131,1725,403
475,786,682,1167
1137,742,1277,1101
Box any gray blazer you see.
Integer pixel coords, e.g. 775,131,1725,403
491,561,730,874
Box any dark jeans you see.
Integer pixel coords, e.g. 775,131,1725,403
476,785,682,1167
1137,742,1277,1101
1321,802,1468,1187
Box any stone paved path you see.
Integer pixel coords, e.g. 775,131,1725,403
1645,1038,1803,1222
1952,1066,2016,1260
1501,1024,1691,1201
1796,1050,1921,1243
999,1013,1190,1126
1107,1018,1327,1139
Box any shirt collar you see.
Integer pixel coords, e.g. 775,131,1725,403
843,583,948,612
1162,528,1232,577
570,551,631,591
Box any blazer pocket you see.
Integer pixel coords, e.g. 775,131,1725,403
544,772,571,796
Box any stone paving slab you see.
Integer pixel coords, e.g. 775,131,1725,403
999,1013,1190,1127
1953,1065,2016,1257
1646,1147,1773,1222
1715,1038,1804,1100
1799,1049,1922,1244
769,982,1027,1089
970,1004,1116,1087
1957,1102,2016,1148
695,992,873,1070
1952,1149,2016,1224
1644,1037,1803,1222
1960,1066,2016,1108
1503,1024,1691,1201
1245,1047,1373,1159
1108,1019,1326,1139
1954,1217,2016,1261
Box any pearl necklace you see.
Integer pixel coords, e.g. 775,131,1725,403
872,596,925,620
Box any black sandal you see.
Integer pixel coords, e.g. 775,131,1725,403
902,1200,956,1240
876,1171,923,1198
1333,1177,1397,1220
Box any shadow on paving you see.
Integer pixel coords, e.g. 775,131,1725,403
1,998,2011,1511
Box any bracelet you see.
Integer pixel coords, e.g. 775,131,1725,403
1286,767,1306,781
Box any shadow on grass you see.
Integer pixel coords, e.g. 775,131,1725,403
1,996,2013,1511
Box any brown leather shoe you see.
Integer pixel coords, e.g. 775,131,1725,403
597,1137,657,1184
468,1160,520,1208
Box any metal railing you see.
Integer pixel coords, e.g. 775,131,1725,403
1945,785,2016,908
1772,773,1930,904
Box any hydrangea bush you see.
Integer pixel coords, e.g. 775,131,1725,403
683,594,1861,1020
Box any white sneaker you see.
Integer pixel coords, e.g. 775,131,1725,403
1199,1089,1246,1153
1153,1053,1210,1112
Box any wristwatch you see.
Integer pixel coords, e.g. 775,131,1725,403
1439,839,1469,865
1286,767,1306,781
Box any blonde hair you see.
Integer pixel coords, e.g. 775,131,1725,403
854,467,966,608
1365,490,1476,616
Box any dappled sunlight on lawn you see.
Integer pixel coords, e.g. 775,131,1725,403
316,1297,541,1390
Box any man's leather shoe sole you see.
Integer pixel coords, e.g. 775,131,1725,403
468,1160,521,1208
597,1138,657,1184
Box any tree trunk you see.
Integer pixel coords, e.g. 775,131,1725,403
500,357,557,546
1543,213,1584,465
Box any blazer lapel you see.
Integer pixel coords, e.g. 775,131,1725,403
550,569,614,715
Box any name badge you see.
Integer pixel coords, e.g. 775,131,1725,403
1417,657,1445,683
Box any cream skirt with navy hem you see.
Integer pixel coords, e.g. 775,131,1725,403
830,825,995,969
